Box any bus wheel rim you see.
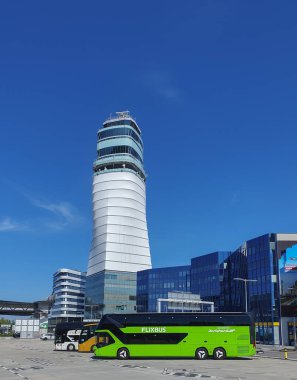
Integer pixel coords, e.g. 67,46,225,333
120,350,126,358
198,350,206,358
216,349,224,358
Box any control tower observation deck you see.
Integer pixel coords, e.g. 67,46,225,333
85,111,152,315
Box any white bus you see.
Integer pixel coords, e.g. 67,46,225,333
54,322,83,351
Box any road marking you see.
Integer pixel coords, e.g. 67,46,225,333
161,368,249,379
0,364,31,380
162,368,223,378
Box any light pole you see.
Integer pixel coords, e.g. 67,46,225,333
293,315,297,349
234,277,257,313
288,287,297,348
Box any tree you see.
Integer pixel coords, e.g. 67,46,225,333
0,318,12,325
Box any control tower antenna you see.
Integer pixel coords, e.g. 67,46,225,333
116,111,130,118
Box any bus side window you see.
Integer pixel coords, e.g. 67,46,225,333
97,332,115,346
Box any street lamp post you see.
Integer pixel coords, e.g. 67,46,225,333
287,287,297,348
293,315,297,349
234,277,258,313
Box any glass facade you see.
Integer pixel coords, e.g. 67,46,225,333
103,118,140,134
246,235,276,344
85,270,137,318
221,245,248,313
191,251,231,311
136,233,297,345
94,112,145,179
99,127,143,147
136,266,191,312
98,145,143,163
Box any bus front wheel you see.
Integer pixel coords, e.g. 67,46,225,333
67,344,75,351
213,347,226,360
117,347,129,360
195,347,208,360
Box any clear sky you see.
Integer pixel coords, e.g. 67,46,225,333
1,0,297,302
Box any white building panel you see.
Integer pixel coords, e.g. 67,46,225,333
93,206,146,222
93,188,145,204
87,171,151,275
91,233,149,248
93,215,148,231
94,197,145,210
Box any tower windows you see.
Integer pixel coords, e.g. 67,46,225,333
98,145,143,163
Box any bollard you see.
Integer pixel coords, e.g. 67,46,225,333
284,348,288,360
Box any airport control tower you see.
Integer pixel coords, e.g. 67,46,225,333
85,111,152,317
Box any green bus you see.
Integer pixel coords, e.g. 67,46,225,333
93,312,256,360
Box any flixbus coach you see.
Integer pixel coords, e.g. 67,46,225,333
93,312,256,360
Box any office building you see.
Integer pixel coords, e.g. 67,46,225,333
136,233,297,345
191,251,231,311
221,233,297,345
137,265,190,312
85,111,152,317
48,268,86,331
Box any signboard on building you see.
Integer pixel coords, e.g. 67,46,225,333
279,245,297,272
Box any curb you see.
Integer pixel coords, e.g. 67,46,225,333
256,354,297,361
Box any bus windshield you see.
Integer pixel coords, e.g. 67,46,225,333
79,324,97,344
78,323,100,353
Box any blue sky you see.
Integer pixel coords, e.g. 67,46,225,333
1,0,297,301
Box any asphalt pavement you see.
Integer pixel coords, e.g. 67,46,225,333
1,338,297,380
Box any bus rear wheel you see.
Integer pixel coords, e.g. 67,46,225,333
90,345,96,353
67,344,75,351
213,347,226,360
117,347,129,360
195,347,208,360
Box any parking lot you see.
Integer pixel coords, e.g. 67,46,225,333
0,338,297,380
